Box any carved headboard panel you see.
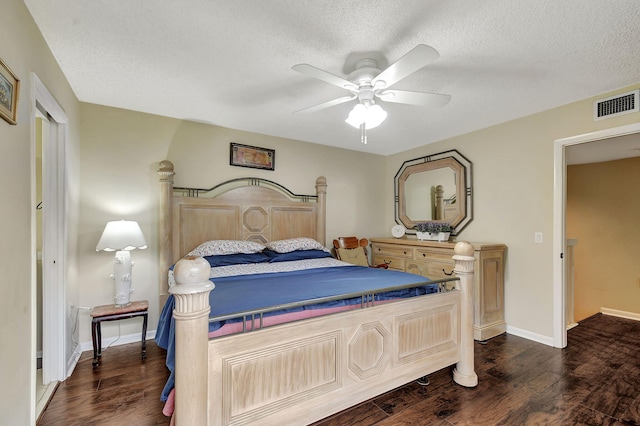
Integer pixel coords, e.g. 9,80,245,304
157,160,327,299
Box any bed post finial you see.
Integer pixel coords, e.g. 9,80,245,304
158,160,175,181
452,241,478,387
158,161,176,304
171,256,214,426
315,176,327,246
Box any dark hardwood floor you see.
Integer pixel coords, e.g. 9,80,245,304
38,314,640,425
37,340,171,426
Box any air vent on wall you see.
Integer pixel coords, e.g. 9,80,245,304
594,89,639,120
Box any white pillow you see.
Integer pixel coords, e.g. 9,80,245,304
187,240,266,257
265,237,325,253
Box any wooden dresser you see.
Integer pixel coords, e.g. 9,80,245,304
370,237,507,341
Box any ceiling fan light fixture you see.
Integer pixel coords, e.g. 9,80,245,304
345,103,387,129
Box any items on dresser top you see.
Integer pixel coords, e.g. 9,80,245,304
391,224,406,238
371,238,506,341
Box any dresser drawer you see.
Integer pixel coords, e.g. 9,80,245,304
425,261,455,280
372,255,405,271
371,243,412,258
415,248,453,262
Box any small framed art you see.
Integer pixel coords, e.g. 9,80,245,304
0,57,19,125
230,143,275,171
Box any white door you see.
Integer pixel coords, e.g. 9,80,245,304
32,74,68,421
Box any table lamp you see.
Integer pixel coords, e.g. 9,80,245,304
96,220,147,307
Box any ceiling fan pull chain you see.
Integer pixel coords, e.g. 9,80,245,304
360,123,367,144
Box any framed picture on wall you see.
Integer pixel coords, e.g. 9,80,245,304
0,57,19,125
230,143,275,171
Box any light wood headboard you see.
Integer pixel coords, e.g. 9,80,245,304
157,160,327,299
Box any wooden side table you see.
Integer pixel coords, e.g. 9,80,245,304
91,300,148,368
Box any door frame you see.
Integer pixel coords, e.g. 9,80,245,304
31,73,68,410
553,121,640,348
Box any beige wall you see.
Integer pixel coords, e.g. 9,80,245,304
77,103,387,343
1,0,81,424
385,85,640,340
567,156,640,320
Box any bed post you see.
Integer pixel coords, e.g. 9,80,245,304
452,241,479,387
171,256,214,425
158,160,175,304
315,176,327,246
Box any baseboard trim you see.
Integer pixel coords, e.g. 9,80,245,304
66,345,81,378
506,325,554,347
79,329,157,353
566,322,579,330
507,310,639,348
601,308,640,322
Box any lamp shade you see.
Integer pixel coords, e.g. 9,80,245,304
345,103,387,129
96,220,147,251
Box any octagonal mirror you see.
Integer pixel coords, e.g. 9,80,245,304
395,149,473,236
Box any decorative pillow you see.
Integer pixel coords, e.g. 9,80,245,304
264,237,325,253
203,252,271,267
336,247,369,267
187,240,266,257
263,249,332,263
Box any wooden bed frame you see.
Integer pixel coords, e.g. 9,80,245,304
157,160,477,425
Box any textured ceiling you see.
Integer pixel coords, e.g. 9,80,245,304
24,0,640,156
566,132,640,165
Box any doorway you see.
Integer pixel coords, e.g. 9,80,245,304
553,122,640,348
35,111,56,418
32,74,69,422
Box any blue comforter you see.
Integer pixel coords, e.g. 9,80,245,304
155,265,435,402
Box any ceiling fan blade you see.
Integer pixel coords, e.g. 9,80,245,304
292,64,357,90
371,44,440,89
293,94,357,114
377,90,451,107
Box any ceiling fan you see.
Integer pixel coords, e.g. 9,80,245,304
292,44,451,143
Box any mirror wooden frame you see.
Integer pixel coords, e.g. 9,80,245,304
394,149,473,236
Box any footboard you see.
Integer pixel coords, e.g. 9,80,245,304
210,292,458,425
170,242,477,425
